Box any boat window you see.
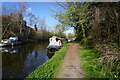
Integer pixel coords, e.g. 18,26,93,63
56,38,59,42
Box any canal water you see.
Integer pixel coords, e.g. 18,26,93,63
1,42,52,78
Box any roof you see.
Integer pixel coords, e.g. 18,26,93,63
51,36,58,38
0,15,10,18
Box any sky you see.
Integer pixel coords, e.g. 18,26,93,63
2,2,75,35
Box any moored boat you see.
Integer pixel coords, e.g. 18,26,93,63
0,37,21,47
47,36,63,53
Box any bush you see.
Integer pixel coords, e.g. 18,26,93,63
80,36,95,49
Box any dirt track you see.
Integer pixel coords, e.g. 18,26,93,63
56,43,83,78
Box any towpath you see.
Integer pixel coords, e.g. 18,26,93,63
56,43,83,78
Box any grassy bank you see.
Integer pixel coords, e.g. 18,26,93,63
80,47,119,79
26,43,70,79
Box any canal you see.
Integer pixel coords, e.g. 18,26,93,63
2,42,52,78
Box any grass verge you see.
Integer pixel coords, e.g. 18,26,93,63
80,47,118,79
26,43,70,79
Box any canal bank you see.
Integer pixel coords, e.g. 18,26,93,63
26,43,70,78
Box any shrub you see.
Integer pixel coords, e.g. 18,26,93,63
80,36,95,49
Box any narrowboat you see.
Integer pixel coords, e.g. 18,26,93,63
47,36,63,53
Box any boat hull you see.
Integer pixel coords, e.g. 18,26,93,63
47,45,62,53
0,42,21,47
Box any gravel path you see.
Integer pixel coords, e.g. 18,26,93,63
56,43,83,78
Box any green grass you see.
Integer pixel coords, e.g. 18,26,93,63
26,43,70,79
80,47,118,79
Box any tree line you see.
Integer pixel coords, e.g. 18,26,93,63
54,2,120,78
54,2,120,45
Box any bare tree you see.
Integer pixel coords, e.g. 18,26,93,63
2,2,29,38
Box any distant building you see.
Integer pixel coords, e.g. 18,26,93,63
2,13,35,39
1,15,11,23
10,13,23,22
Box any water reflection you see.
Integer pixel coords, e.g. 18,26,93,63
2,42,49,78
47,52,54,59
2,46,19,53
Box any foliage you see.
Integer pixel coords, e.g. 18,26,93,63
68,33,75,40
49,31,66,38
26,43,70,79
80,47,119,79
80,36,95,49
54,24,67,38
54,2,120,44
54,3,120,78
